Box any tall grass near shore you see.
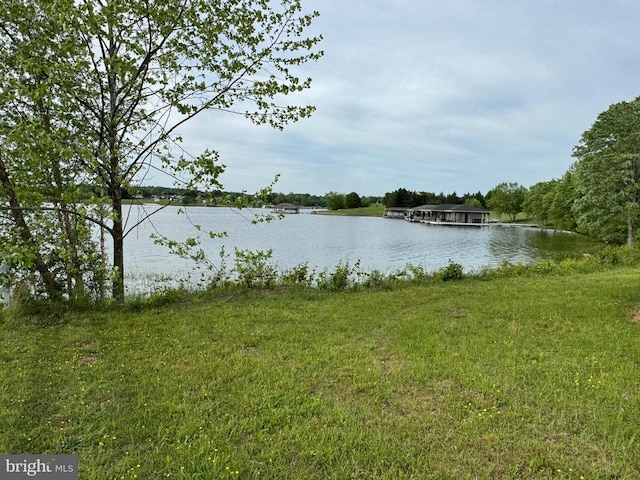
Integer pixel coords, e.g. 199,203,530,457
1,267,640,479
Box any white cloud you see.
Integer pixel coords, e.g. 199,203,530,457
167,0,640,197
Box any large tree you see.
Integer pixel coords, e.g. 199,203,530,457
546,172,578,232
382,188,412,208
486,182,526,222
325,192,346,211
0,0,104,300
345,191,362,209
0,0,322,301
523,180,556,228
572,97,640,246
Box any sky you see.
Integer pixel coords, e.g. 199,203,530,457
171,0,640,198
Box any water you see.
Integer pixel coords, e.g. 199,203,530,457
0,264,9,304
117,205,600,289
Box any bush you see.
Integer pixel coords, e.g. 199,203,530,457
317,260,361,291
598,245,640,266
403,263,429,281
233,248,278,288
280,263,315,286
436,261,464,282
361,269,391,289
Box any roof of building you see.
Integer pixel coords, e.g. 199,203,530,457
410,204,491,213
273,203,299,209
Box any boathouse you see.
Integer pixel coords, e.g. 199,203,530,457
272,203,300,214
383,207,409,219
408,204,491,225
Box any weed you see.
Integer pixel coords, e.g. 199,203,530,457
436,260,464,281
233,248,278,288
280,263,315,286
360,269,391,289
317,260,361,291
404,263,429,281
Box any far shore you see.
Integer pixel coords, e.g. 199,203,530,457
122,200,561,230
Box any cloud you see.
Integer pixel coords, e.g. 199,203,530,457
169,0,640,197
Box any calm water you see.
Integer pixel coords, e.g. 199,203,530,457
117,205,599,289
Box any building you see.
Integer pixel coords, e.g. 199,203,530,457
408,204,491,225
272,203,300,214
382,207,410,219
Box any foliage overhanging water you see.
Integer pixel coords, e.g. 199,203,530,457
113,205,601,293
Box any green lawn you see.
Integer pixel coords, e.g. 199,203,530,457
317,204,385,216
1,269,640,479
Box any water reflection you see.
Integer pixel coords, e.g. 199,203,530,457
117,206,601,285
523,229,601,260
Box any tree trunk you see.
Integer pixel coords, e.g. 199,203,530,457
627,217,634,247
50,162,85,299
36,84,86,299
0,153,60,298
106,18,126,302
111,190,125,301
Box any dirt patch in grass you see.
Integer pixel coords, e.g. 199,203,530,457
76,339,99,364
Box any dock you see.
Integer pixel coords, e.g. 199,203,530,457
420,220,490,227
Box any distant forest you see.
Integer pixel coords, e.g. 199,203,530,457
110,185,486,209
382,188,487,208
118,185,380,208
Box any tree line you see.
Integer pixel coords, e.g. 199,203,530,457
114,186,383,209
381,189,487,209
382,95,640,247
380,183,526,223
509,96,640,246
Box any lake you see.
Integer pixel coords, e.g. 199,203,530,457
117,205,600,291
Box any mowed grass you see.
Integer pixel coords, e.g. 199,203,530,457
1,269,640,479
317,204,385,216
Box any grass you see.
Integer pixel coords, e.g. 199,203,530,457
1,268,640,479
489,212,537,224
317,204,385,216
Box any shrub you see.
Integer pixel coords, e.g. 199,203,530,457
233,248,278,288
404,263,429,281
361,269,390,289
436,261,464,282
280,263,315,286
599,245,640,266
317,260,361,291
598,246,621,265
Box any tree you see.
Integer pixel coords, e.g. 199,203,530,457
523,180,556,228
325,192,346,210
547,172,578,232
572,97,640,246
444,191,461,204
382,188,413,208
182,190,199,205
486,182,526,222
360,197,373,207
463,197,483,208
0,0,322,301
462,191,486,208
0,0,104,300
345,192,362,209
